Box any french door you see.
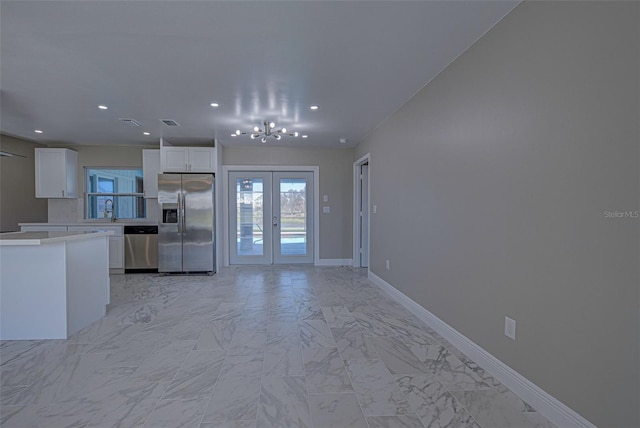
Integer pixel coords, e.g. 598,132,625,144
229,171,314,264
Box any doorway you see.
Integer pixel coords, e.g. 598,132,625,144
229,171,314,264
353,154,370,268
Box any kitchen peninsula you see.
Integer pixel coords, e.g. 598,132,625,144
0,230,111,340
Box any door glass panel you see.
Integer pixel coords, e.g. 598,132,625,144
279,178,307,256
236,178,264,256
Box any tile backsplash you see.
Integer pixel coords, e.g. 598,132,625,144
48,198,82,222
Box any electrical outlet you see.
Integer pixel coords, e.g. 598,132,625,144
386,259,390,270
504,316,516,340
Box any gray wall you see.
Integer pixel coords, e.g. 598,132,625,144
223,146,353,260
0,134,48,232
355,2,639,427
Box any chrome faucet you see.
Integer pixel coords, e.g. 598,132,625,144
104,198,116,222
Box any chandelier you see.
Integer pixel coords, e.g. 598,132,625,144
232,121,300,143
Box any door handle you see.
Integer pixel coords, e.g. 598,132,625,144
177,195,182,234
182,194,186,233
273,216,278,227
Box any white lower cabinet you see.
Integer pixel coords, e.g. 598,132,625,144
66,226,124,269
20,224,128,270
108,236,124,269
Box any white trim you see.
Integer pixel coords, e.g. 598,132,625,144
222,165,320,267
353,153,370,268
315,258,353,266
368,271,597,428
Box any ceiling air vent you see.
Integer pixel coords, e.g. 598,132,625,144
119,118,142,127
161,119,180,127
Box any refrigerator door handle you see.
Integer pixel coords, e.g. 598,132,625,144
182,193,187,233
177,194,182,234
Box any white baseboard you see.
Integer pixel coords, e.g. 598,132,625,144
368,271,596,428
315,258,353,266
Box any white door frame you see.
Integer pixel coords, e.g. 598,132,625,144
223,165,320,266
353,153,371,268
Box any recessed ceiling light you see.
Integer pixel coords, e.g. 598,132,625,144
98,105,108,110
210,103,219,107
339,138,347,144
34,129,43,134
310,105,319,111
302,135,308,138
143,132,150,136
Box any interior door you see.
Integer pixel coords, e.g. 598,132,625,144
229,171,272,265
229,171,314,265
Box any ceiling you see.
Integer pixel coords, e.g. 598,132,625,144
0,1,517,149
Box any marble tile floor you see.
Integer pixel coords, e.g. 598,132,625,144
0,266,556,428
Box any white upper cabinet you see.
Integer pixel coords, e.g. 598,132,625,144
161,146,189,172
35,148,78,198
188,147,217,172
159,139,216,173
142,149,161,198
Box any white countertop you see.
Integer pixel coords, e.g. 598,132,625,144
19,221,158,226
0,231,113,246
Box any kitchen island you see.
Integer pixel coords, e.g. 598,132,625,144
0,230,111,340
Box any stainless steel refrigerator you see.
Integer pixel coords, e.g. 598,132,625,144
158,173,215,274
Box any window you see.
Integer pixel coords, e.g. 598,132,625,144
86,168,146,219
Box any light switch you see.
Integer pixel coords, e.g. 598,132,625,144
373,205,377,214
323,195,329,202
323,206,330,214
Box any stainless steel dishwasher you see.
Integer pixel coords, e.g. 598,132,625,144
124,225,158,272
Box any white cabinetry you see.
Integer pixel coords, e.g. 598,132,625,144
66,226,124,269
188,147,217,172
108,236,124,269
161,147,189,173
160,143,216,173
142,149,160,198
35,148,78,198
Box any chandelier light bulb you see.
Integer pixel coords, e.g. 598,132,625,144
235,120,304,143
